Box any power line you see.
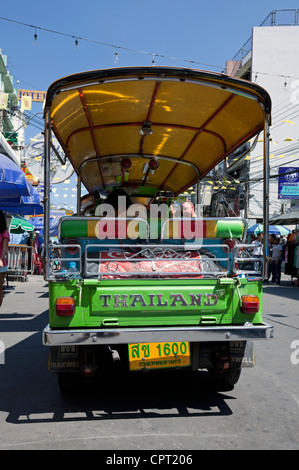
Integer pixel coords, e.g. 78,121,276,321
2,15,299,83
0,15,222,70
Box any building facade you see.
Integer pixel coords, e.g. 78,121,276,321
226,9,299,222
0,48,24,165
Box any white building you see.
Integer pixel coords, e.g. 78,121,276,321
226,9,299,221
0,48,24,165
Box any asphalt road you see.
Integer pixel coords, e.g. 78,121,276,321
0,274,298,451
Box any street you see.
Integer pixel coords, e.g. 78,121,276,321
0,275,298,450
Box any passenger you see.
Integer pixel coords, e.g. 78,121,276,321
181,201,196,217
0,211,9,309
95,188,132,217
170,201,181,218
95,188,146,240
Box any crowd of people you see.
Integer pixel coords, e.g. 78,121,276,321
0,194,297,315
251,231,284,284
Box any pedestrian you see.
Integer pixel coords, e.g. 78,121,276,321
251,232,263,272
0,211,10,308
271,236,283,285
252,232,263,255
267,234,276,281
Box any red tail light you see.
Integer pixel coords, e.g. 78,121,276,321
241,295,259,314
56,297,76,316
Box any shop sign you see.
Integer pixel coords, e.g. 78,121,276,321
18,89,46,102
278,167,299,199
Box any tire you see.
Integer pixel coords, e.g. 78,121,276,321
57,372,81,393
211,366,242,390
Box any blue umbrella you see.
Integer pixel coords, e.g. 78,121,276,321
30,215,60,237
247,224,291,236
0,184,43,215
0,153,32,198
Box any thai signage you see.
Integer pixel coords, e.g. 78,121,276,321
278,167,299,199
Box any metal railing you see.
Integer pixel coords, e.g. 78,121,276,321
233,244,263,276
83,243,230,279
232,9,299,62
46,241,264,280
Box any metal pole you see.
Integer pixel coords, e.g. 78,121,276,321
196,180,200,216
43,109,51,280
263,117,270,279
77,174,81,215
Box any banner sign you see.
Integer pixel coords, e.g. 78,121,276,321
18,89,46,103
278,167,299,199
0,92,8,109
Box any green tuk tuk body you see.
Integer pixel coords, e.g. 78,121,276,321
42,67,273,389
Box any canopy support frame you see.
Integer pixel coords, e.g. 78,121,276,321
263,116,270,279
76,154,201,215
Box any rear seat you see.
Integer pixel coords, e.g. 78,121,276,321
60,217,148,240
60,217,244,242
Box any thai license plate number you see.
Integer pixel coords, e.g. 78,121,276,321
128,341,191,371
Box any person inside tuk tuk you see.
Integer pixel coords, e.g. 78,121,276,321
181,200,196,218
170,201,181,218
95,188,133,217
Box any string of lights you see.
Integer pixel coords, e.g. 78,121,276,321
2,15,299,83
1,15,297,209
0,15,222,71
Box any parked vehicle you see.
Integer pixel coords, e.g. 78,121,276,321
42,67,273,391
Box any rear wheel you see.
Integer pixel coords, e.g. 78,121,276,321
211,366,242,390
57,372,82,393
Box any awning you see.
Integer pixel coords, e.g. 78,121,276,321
270,210,299,225
247,223,291,236
0,133,19,165
0,181,43,216
30,214,60,237
0,153,32,198
9,216,35,234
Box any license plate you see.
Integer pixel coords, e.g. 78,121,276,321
128,341,191,371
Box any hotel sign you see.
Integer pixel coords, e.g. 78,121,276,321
18,89,46,103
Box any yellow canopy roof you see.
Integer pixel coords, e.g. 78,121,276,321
45,67,271,196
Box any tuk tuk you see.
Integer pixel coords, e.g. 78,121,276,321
42,67,273,390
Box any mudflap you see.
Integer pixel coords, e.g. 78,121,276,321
48,346,81,373
230,341,255,368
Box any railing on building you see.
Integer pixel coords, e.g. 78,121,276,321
232,9,299,62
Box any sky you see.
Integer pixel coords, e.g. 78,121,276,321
0,0,297,211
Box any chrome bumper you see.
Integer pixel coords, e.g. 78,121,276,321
43,323,273,346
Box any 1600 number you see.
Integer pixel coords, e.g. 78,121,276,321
156,342,188,357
